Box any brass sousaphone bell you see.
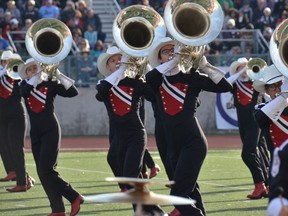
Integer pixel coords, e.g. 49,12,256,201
6,58,25,80
247,58,267,80
112,5,166,77
25,18,73,78
164,0,224,71
270,18,288,77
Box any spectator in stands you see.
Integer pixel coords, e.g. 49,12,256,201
78,38,90,53
72,27,83,49
276,10,288,26
222,19,241,51
0,31,10,51
38,0,60,19
75,0,88,19
220,0,235,24
252,0,266,29
5,1,21,25
236,10,250,29
239,0,253,23
0,12,12,40
91,39,104,58
273,0,286,20
77,48,95,87
259,7,275,32
7,18,22,50
21,0,39,23
223,8,238,30
21,18,32,40
83,9,102,35
69,9,85,33
60,0,76,25
83,8,106,42
3,18,22,52
149,0,162,9
84,23,97,49
52,0,61,10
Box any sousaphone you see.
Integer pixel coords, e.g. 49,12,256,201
25,18,73,78
113,5,166,77
164,0,224,71
270,18,288,77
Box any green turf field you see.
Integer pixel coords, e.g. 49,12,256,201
0,150,268,215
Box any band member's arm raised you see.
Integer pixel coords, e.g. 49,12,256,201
104,54,127,86
199,56,225,84
55,69,75,90
261,78,288,121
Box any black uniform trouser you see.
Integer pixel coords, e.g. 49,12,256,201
154,116,174,180
257,135,269,184
237,110,266,184
30,115,79,213
0,110,27,185
114,121,165,215
166,116,207,216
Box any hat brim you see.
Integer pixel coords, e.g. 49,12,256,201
252,79,266,93
18,60,38,80
148,38,176,68
229,59,248,76
97,51,122,77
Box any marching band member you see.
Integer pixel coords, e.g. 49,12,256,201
146,37,233,216
227,58,269,199
96,47,127,191
147,37,175,183
253,65,285,155
96,46,165,215
18,58,84,216
0,50,34,192
253,66,288,202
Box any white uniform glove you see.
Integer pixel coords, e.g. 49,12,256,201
104,54,127,86
280,77,288,97
155,55,180,74
199,56,225,84
27,72,42,88
0,66,6,77
260,77,288,121
174,41,182,54
226,66,248,84
55,69,75,90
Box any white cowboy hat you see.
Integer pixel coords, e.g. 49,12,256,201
252,64,283,93
267,197,288,216
18,58,39,80
229,57,248,76
97,46,122,77
1,50,14,60
148,37,176,68
11,53,22,60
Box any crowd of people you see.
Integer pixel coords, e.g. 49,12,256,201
0,0,107,86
